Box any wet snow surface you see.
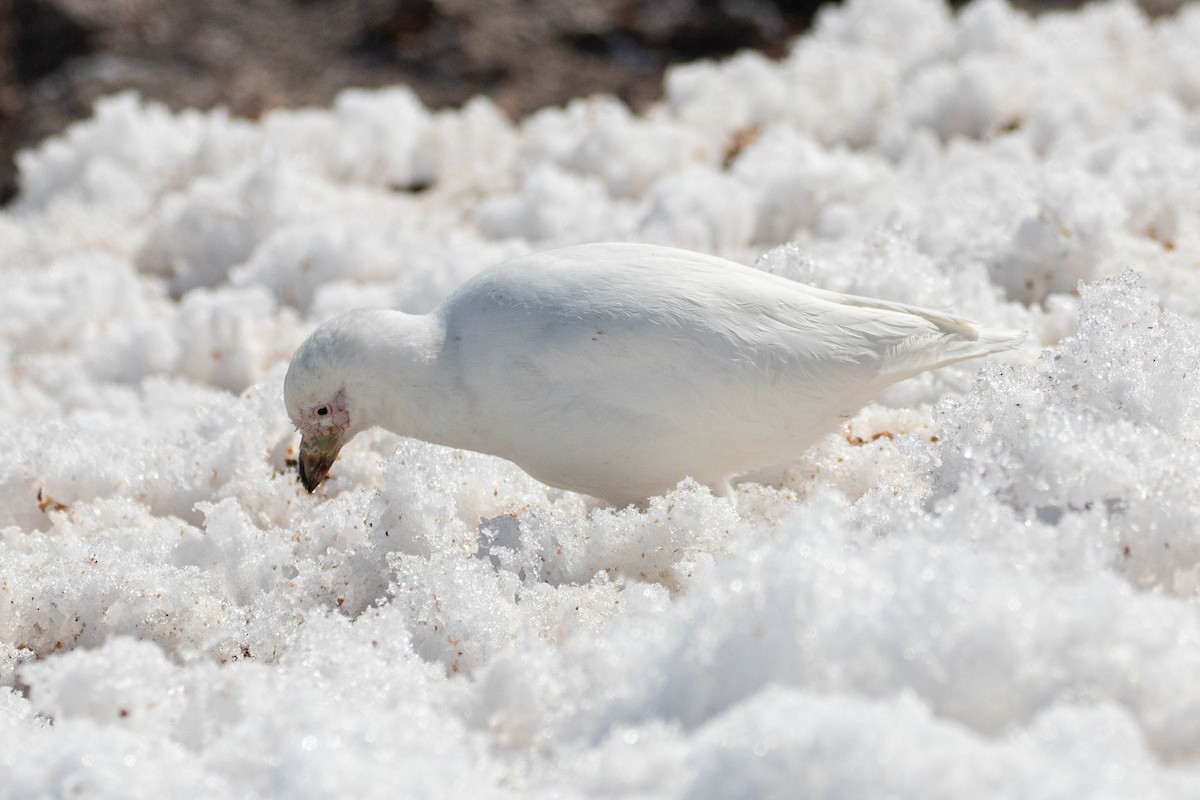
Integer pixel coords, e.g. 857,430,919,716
5,0,1200,796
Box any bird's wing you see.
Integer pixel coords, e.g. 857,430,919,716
438,244,956,433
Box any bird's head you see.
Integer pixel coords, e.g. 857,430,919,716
284,308,441,493
284,316,370,493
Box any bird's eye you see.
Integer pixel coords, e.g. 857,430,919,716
316,406,329,417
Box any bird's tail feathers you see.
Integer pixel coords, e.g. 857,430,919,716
969,324,1028,355
793,281,1026,376
800,284,1015,342
903,321,1026,376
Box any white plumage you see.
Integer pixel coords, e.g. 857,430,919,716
284,243,1024,506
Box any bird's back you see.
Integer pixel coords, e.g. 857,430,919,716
429,243,1021,504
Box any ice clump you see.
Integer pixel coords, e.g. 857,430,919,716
4,0,1200,796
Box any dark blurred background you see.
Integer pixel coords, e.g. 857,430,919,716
0,0,1175,204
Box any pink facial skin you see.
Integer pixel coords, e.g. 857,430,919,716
295,388,350,441
294,389,350,493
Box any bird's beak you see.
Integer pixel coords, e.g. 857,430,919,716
298,433,341,493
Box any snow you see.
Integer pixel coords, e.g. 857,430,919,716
3,0,1200,795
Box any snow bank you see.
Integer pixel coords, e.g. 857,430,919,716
4,0,1200,796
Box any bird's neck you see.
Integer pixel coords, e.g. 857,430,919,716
348,310,467,448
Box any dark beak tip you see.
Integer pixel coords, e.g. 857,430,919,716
297,452,335,494
297,434,339,494
297,454,321,493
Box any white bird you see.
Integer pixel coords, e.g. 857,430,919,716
284,243,1023,506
